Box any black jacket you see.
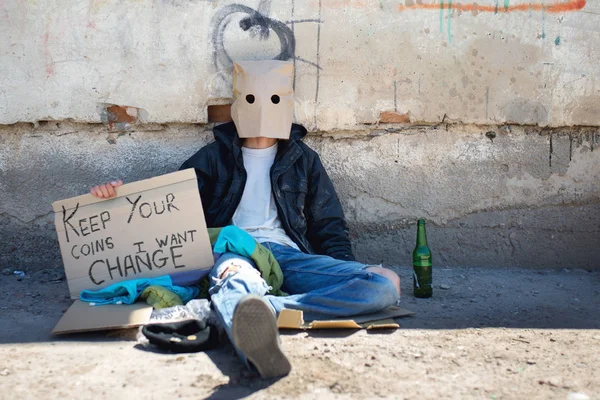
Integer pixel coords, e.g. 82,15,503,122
179,122,355,261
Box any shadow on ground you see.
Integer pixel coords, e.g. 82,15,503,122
0,267,599,346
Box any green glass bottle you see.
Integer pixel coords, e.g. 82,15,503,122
413,219,432,298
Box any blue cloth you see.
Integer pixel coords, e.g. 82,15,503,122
212,225,257,258
80,275,200,306
208,242,399,367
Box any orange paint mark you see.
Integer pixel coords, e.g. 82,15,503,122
397,0,586,13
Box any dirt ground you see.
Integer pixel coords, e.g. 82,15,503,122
0,266,598,400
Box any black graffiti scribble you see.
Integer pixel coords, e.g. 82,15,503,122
211,2,296,78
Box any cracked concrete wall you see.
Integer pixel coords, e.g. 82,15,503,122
1,1,599,128
1,123,598,271
1,0,599,271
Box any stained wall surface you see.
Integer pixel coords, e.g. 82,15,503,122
0,0,599,271
1,0,598,128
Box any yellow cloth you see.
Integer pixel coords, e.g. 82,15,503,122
140,285,183,309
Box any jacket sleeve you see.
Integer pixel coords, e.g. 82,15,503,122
304,153,356,261
178,146,215,216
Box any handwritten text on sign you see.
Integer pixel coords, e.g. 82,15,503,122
53,170,213,299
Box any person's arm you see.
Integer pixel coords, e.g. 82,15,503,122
304,153,355,261
179,145,216,213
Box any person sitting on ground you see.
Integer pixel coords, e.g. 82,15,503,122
90,60,401,379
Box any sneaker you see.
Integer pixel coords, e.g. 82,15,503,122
232,295,291,378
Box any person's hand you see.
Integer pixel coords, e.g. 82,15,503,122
90,180,123,199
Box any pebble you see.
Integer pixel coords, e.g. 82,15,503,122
1,268,12,276
440,284,451,290
568,393,590,400
0,369,9,376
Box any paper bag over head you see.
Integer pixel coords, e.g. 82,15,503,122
231,60,294,139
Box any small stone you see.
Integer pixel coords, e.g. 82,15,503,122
568,393,590,400
1,268,12,276
439,284,451,290
0,369,9,376
526,360,536,365
538,378,567,388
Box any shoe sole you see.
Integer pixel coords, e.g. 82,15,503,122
232,295,291,378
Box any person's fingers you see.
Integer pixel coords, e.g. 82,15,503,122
106,184,116,198
90,186,103,198
98,184,110,198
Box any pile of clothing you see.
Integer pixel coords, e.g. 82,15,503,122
78,226,285,353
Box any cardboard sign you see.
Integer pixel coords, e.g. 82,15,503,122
52,169,214,299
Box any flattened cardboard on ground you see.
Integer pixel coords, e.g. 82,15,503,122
52,169,213,334
52,301,153,335
277,306,415,330
53,304,414,335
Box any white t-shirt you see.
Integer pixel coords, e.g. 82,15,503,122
231,143,300,250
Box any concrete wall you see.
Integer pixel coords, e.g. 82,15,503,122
1,0,599,128
1,122,598,271
1,0,599,271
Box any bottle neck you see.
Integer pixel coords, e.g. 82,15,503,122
416,223,428,247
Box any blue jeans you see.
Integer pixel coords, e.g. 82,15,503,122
208,242,399,365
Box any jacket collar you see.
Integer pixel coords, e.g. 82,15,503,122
212,122,308,150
